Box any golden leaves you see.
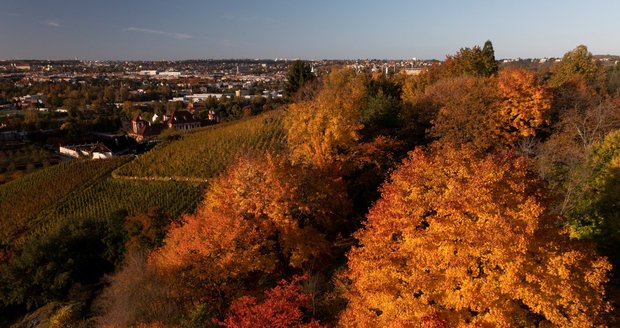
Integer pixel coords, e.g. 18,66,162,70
285,68,367,167
341,146,610,327
428,68,551,152
497,68,551,140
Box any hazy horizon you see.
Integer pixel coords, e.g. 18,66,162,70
1,0,620,61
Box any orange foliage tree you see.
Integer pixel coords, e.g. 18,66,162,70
497,68,551,142
340,146,611,327
428,76,501,151
149,154,350,317
429,69,550,152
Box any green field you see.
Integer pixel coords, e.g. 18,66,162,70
113,110,286,180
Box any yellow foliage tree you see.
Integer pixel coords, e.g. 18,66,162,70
340,146,611,327
285,68,367,167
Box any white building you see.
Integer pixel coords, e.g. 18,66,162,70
158,71,181,77
184,93,224,102
139,70,158,76
59,143,113,159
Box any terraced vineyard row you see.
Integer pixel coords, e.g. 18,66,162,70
113,110,287,180
35,178,203,229
0,157,131,245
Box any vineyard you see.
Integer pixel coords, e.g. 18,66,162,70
0,157,130,245
35,178,203,229
0,111,285,250
113,110,287,180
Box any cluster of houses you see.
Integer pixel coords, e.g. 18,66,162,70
127,108,219,142
49,105,219,160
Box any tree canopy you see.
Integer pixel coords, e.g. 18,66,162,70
285,68,367,167
429,68,550,151
341,146,610,327
547,45,603,89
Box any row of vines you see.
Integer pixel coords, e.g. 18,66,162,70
113,110,286,180
0,157,131,245
35,178,203,229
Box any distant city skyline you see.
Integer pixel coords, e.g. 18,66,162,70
1,0,620,60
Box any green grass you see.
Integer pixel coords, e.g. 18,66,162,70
113,110,286,181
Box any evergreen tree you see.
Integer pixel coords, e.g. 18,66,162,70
285,60,315,98
482,40,499,75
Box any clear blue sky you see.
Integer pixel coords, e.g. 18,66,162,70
1,0,619,60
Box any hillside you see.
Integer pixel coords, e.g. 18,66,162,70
35,178,203,230
113,110,286,181
0,157,131,247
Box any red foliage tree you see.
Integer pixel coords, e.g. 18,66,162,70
218,275,323,328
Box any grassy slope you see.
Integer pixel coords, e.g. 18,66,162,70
113,110,286,180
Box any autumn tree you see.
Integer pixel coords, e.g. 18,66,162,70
428,76,500,151
218,275,322,328
565,129,620,251
97,154,349,326
340,146,610,327
397,72,440,146
95,250,181,327
124,207,174,251
285,68,367,167
547,45,604,89
286,70,405,215
429,69,550,152
496,68,551,143
536,76,620,217
139,154,350,321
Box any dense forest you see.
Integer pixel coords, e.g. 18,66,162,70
2,41,620,327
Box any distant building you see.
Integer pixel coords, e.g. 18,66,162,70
404,68,423,76
184,93,224,102
59,143,113,159
139,70,158,76
158,71,181,78
235,89,250,97
166,110,202,130
128,114,166,142
18,94,44,108
207,110,219,122
127,110,218,141
13,63,31,70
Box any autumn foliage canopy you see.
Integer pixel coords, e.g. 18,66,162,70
341,146,611,327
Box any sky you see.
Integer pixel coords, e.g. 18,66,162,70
1,0,619,60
